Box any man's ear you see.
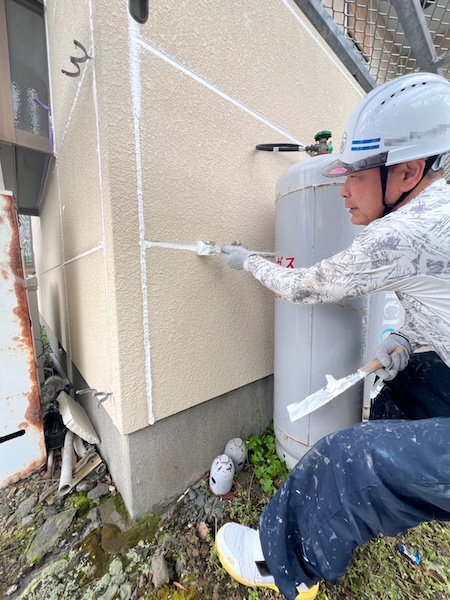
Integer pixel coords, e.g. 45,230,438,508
397,159,426,191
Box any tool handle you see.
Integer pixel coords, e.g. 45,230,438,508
358,348,405,375
359,359,383,374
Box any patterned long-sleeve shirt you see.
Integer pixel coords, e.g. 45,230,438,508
244,178,450,367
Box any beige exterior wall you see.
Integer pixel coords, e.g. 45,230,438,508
34,0,363,435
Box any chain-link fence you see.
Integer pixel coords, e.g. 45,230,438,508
304,0,450,179
322,1,450,83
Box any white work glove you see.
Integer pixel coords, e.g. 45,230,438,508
374,333,412,381
220,245,255,270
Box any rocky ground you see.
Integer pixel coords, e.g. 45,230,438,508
3,441,450,600
0,370,285,600
0,448,277,600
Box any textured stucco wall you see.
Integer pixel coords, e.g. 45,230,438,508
34,0,121,424
35,0,364,435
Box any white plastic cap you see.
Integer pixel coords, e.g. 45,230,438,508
224,437,247,473
209,454,235,496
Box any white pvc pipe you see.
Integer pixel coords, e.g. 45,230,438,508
46,448,54,477
59,430,74,495
72,433,87,458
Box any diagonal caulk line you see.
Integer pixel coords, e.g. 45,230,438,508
64,243,104,265
135,37,306,146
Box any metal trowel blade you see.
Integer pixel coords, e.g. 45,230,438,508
287,371,365,422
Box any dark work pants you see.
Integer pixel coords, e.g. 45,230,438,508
259,352,450,600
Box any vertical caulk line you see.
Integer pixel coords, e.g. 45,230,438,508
56,172,72,368
89,0,114,411
129,18,154,425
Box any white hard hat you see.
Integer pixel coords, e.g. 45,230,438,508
209,454,235,496
224,438,247,473
322,72,450,177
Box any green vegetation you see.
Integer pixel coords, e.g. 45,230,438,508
246,422,289,494
65,491,91,517
315,521,450,599
40,326,53,369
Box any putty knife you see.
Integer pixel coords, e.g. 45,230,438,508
287,357,385,423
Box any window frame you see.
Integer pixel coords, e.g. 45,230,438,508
0,0,50,154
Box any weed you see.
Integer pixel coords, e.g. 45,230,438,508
246,422,289,495
40,326,53,369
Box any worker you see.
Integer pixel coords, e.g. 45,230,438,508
215,72,450,600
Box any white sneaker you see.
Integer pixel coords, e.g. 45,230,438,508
215,523,319,599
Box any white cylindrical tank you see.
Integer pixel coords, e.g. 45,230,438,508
361,292,405,420
274,154,365,468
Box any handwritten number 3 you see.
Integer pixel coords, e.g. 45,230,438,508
62,40,92,77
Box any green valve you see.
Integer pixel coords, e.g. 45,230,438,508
314,130,332,141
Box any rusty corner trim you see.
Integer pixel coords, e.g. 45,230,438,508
0,194,46,484
5,195,42,430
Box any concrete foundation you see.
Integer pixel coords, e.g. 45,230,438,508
80,372,273,518
47,344,273,518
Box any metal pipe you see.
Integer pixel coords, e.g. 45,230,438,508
390,0,443,75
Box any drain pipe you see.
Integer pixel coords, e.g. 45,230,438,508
73,433,87,458
59,430,74,495
46,448,54,478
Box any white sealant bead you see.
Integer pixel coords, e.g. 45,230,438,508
196,240,217,255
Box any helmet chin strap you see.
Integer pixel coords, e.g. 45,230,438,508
380,156,438,216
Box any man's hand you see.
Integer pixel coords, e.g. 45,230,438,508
374,333,412,381
220,245,255,270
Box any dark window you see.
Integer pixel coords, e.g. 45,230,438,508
0,0,53,215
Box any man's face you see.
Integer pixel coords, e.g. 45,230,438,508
340,168,386,225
